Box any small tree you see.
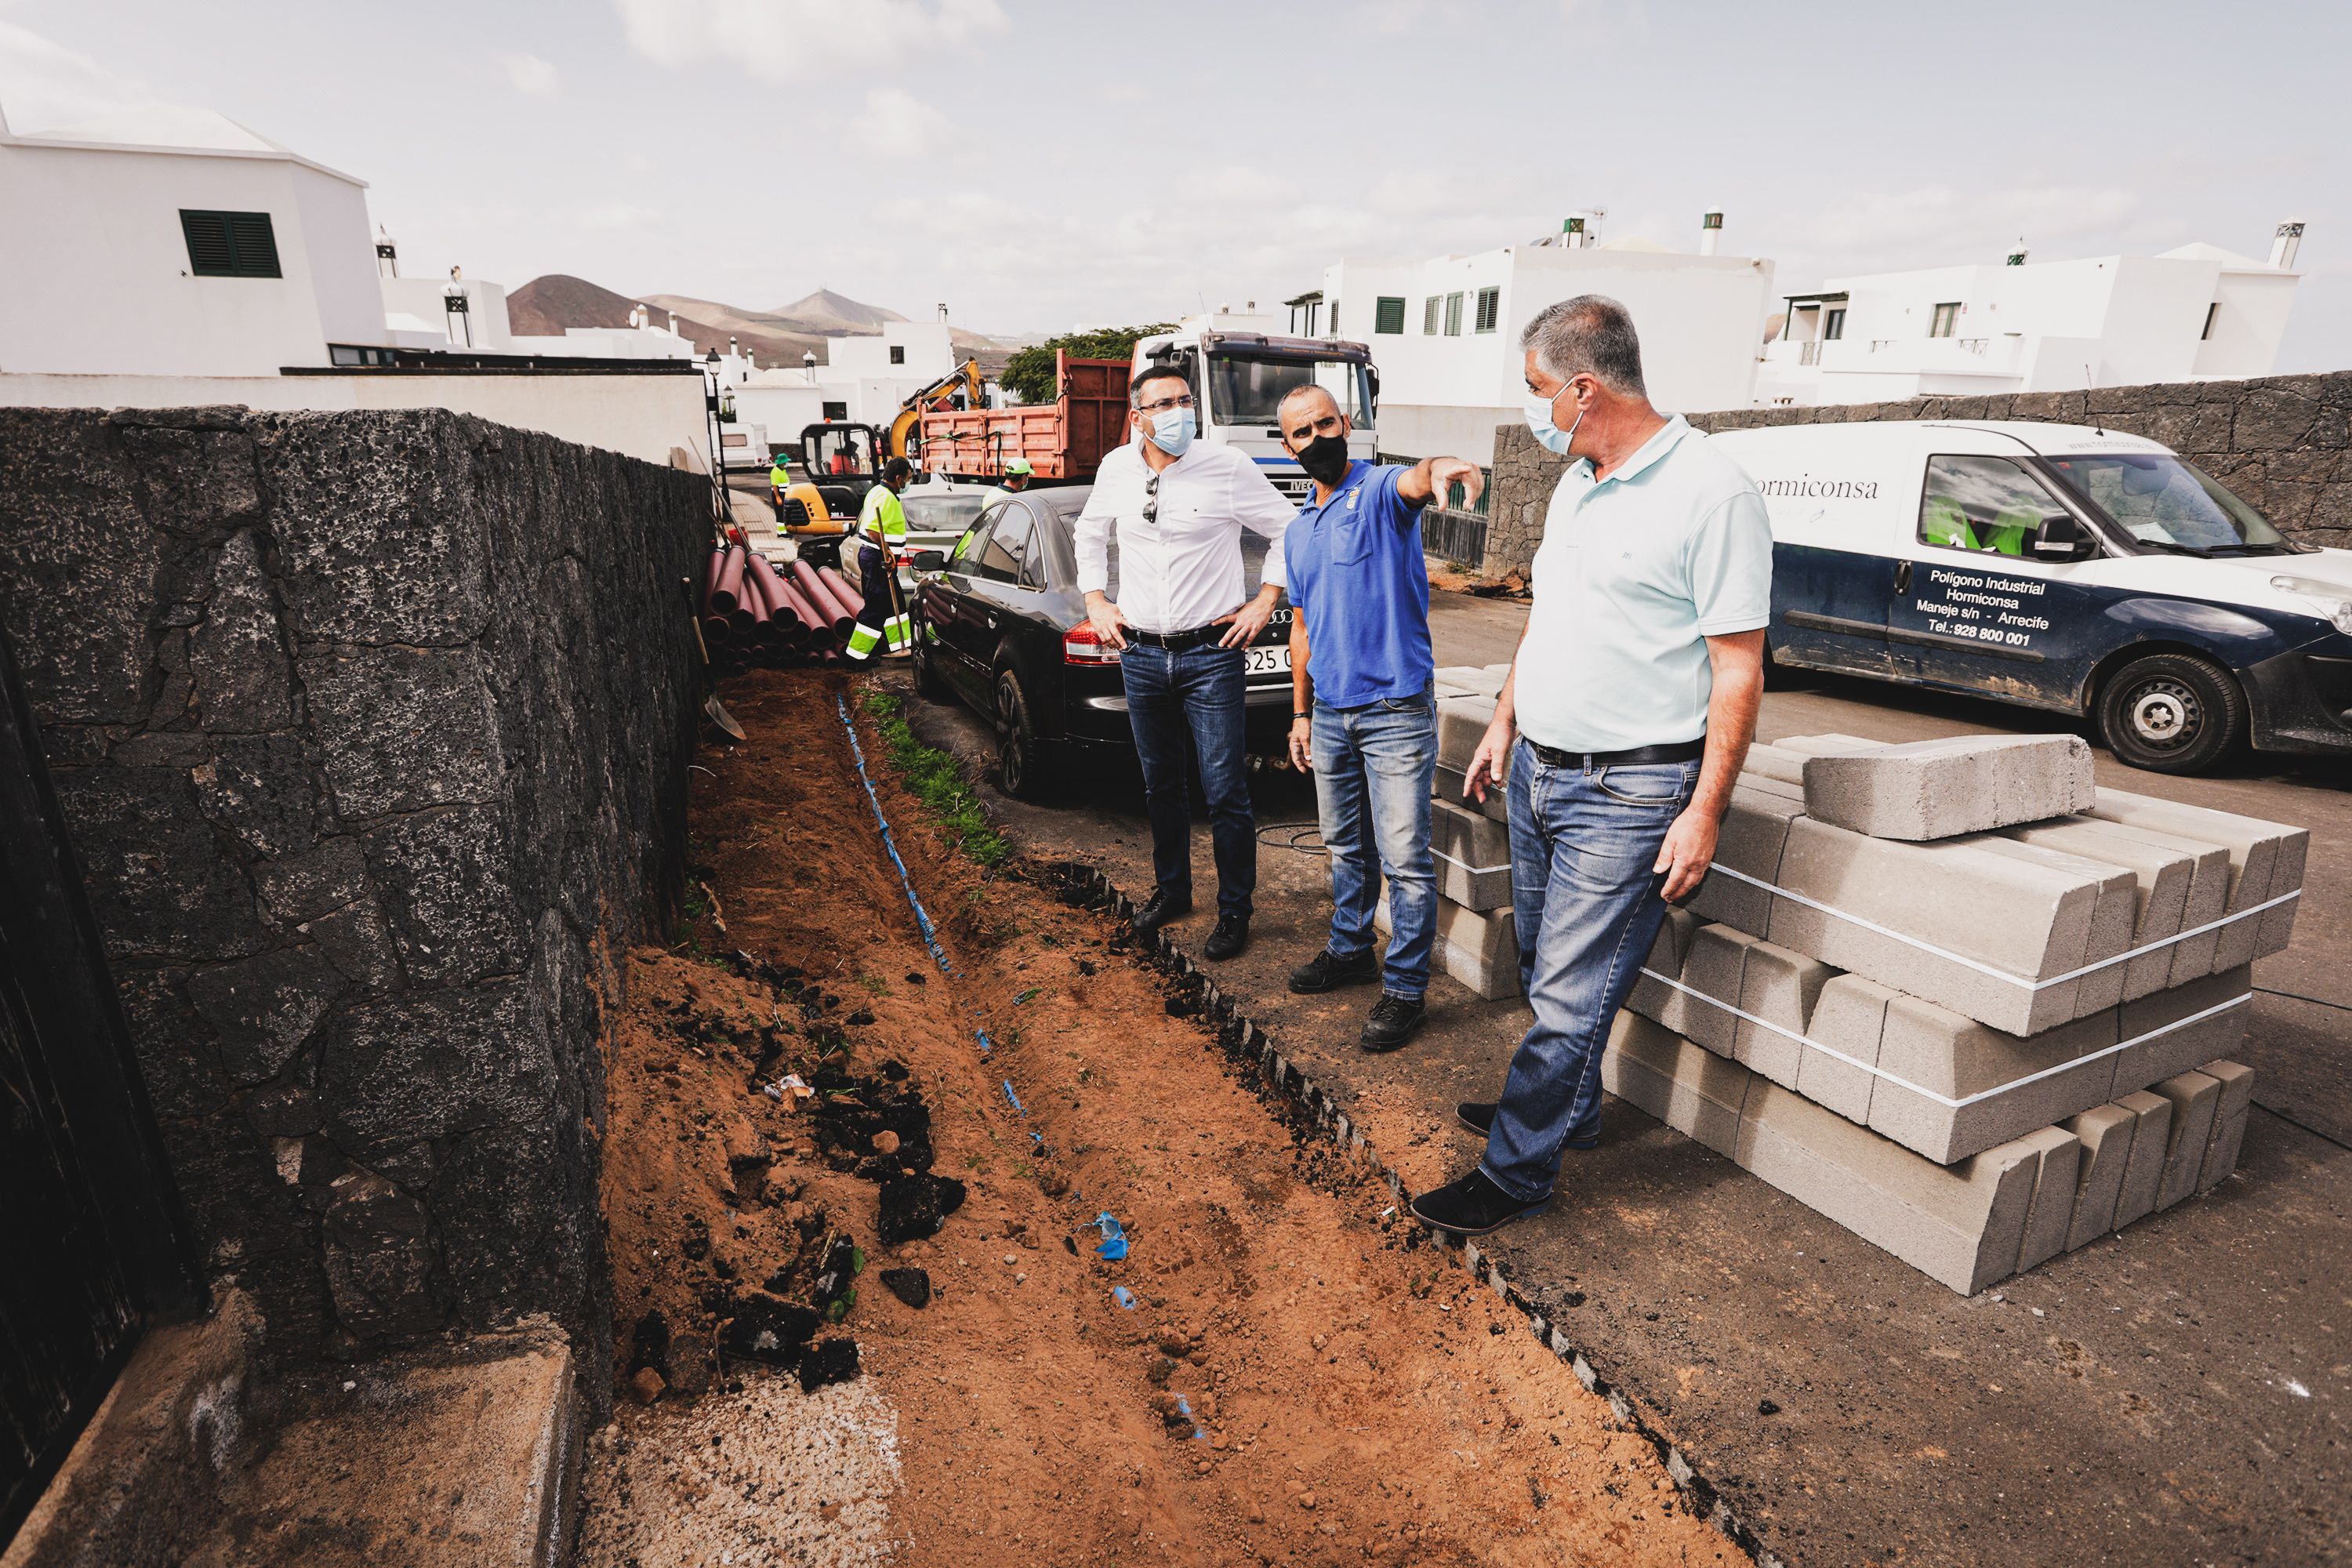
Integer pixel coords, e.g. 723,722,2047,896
1000,323,1178,406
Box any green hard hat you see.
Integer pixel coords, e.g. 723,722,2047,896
1004,458,1034,476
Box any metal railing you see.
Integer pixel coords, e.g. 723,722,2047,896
1799,341,1822,366
1421,506,1489,569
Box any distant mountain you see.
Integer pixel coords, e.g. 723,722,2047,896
509,274,826,364
512,274,1022,370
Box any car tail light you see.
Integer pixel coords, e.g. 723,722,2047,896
1063,620,1121,666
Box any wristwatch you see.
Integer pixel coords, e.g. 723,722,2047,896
1292,710,1310,721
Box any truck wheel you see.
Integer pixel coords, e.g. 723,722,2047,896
993,669,1047,800
2096,652,2244,775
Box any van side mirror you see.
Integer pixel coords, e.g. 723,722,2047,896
907,549,948,574
2032,514,2094,560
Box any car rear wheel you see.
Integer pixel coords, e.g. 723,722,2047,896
994,668,1046,800
2096,652,2244,775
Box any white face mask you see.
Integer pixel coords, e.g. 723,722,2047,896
1522,380,1584,456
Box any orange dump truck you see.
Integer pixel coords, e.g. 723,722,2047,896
916,351,1129,485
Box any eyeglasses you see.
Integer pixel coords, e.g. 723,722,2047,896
1136,394,1194,414
1143,472,1160,527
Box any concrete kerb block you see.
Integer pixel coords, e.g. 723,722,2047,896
2082,788,2303,972
2063,1104,2136,1251
1766,816,2106,1035
1627,907,1699,1019
1431,797,1513,910
1434,762,1510,826
2151,1069,2222,1210
2016,1128,2085,1272
2005,818,2200,1000
1799,734,2095,841
1687,783,1805,935
2109,1090,2174,1229
1732,939,1833,1090
2114,966,2251,1091
1377,891,1521,1000
1436,695,1497,771
1740,743,1810,786
2198,1059,2256,1192
1664,924,1759,1056
1796,975,1893,1126
1971,838,2137,1016
1866,996,2119,1165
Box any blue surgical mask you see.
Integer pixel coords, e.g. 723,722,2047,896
1146,406,1196,458
1523,382,1584,456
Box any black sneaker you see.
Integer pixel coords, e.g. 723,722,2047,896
1203,913,1249,960
1454,1102,1599,1150
1129,888,1192,938
1288,947,1380,993
1408,1168,1551,1236
1359,993,1426,1052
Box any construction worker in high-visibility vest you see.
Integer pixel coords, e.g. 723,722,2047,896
848,458,913,661
989,456,1035,504
768,450,793,514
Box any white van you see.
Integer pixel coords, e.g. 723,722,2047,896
1707,419,2352,774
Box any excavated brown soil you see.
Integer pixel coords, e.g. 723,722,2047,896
579,669,1729,1566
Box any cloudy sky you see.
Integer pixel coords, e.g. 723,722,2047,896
4,0,2348,367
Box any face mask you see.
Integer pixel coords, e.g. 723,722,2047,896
1523,380,1585,456
1146,406,1196,458
1295,433,1351,487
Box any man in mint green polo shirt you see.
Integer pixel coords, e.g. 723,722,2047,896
1410,295,1772,1236
1276,383,1485,1051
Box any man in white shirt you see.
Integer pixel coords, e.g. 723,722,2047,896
1076,365,1296,959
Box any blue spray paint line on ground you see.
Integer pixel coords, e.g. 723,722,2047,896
1093,1212,1129,1261
1002,1080,1025,1116
1112,1286,1136,1309
834,693,954,974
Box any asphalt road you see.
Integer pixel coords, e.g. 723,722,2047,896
884,587,2352,1566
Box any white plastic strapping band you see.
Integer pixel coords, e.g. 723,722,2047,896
1703,863,2296,991
1432,846,1512,876
1632,971,2249,1109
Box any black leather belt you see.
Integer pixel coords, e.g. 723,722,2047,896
1126,625,1225,651
1528,738,1705,769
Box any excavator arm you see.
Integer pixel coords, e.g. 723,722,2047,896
886,358,987,458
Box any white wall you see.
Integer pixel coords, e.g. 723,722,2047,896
0,369,713,471
1328,243,1775,448
380,275,514,352
826,321,953,382
0,140,384,376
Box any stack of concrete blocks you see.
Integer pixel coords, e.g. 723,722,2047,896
1603,731,2299,1295
1371,669,1521,1000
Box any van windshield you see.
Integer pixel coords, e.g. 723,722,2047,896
1205,354,1371,430
2043,454,2292,555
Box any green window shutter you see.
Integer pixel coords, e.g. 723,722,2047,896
1444,292,1464,336
1422,296,1439,335
180,210,281,278
1475,287,1499,333
1374,296,1405,335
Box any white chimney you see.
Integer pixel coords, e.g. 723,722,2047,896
2270,219,2306,270
2005,238,2029,267
1699,209,1722,256
668,313,680,333
1247,299,1256,311
375,227,399,279
728,335,739,358
1562,215,1587,249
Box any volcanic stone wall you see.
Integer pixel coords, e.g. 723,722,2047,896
0,406,705,1373
1478,369,2352,573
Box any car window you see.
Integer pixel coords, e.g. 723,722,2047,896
976,502,1035,584
904,492,987,535
2042,453,2288,554
1918,456,2063,558
1018,525,1051,590
949,517,991,569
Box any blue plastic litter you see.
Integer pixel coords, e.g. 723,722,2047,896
975,1028,995,1054
1093,1212,1129,1261
1174,1395,1205,1439
836,695,954,974
1002,1080,1025,1116
1112,1286,1135,1309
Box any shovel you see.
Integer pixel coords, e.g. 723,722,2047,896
686,573,747,739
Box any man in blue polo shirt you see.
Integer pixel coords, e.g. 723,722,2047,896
1277,381,1485,1051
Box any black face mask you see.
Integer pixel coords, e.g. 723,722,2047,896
1296,433,1350,487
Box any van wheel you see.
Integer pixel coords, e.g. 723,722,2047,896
993,669,1046,800
2096,652,2244,775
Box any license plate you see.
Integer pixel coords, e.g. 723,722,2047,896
1244,645,1291,677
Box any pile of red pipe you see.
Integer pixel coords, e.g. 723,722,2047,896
698,543,874,677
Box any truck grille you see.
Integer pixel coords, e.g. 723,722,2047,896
1269,474,1315,505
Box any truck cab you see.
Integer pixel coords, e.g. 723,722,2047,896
1130,314,1379,505
1709,419,2352,774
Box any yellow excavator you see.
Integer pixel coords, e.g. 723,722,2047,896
771,361,988,564
885,358,986,460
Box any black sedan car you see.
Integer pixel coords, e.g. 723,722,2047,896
908,485,1295,797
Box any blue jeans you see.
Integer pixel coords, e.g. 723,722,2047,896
1121,643,1254,917
1480,740,1697,1202
1312,688,1436,997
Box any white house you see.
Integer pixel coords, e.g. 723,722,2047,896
0,93,388,376
1756,224,2307,407
1320,213,1777,460
729,320,957,447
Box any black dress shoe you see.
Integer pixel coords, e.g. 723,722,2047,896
1408,1168,1550,1236
1203,913,1248,960
1359,993,1426,1052
1129,888,1192,938
1454,1102,1599,1150
1288,947,1380,993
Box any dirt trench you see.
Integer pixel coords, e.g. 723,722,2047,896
576,670,1731,1567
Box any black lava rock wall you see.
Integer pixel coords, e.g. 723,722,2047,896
0,406,705,1377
